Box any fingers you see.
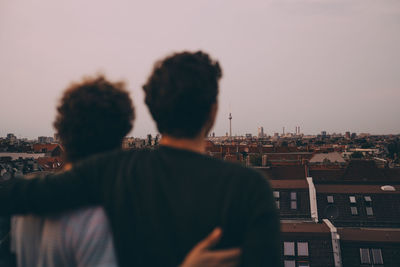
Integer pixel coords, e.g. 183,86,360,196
195,227,222,250
205,248,242,267
209,248,242,262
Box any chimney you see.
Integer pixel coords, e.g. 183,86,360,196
262,155,267,166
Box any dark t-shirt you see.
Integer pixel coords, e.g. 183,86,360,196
1,146,280,267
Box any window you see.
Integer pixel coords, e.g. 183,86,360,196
360,248,371,264
364,196,372,202
284,260,295,267
291,192,297,210
297,242,309,256
283,241,310,267
351,206,358,215
360,248,384,265
366,207,374,216
371,249,383,264
327,195,334,203
274,191,280,209
349,196,356,203
284,242,295,256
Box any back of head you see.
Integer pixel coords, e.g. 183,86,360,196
54,75,134,163
143,51,222,138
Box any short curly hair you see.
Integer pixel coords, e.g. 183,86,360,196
143,51,222,138
54,75,134,163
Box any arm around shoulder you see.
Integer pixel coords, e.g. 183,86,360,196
0,151,118,216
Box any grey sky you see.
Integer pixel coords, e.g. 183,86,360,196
1,0,399,139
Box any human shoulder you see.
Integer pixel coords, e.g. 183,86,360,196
213,159,269,184
71,148,142,173
60,206,108,230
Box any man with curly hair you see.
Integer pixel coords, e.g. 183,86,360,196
11,76,133,267
1,51,280,267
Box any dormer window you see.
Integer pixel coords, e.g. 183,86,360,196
366,207,374,216
273,191,280,209
290,192,297,210
351,206,358,215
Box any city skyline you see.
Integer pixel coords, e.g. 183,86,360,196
2,125,399,141
1,0,400,138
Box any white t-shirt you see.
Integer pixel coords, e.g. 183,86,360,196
11,206,117,267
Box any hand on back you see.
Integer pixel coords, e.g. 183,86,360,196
180,228,241,267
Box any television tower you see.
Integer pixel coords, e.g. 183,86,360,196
229,113,232,137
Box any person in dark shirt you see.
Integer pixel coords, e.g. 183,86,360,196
9,75,241,267
0,51,280,267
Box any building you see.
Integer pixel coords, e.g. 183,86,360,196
259,166,312,220
33,144,63,157
6,133,17,144
314,183,400,227
281,221,336,267
310,162,400,228
258,127,265,138
257,159,400,266
338,228,400,266
38,136,54,144
309,152,346,166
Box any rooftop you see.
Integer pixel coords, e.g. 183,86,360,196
338,227,400,243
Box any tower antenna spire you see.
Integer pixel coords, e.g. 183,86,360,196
228,103,232,138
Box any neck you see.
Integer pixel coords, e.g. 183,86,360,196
160,134,206,154
63,162,73,171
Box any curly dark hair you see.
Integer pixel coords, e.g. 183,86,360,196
54,75,134,163
143,51,222,138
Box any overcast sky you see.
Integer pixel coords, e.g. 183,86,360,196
1,0,399,139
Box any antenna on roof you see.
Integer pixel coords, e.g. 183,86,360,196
228,103,232,138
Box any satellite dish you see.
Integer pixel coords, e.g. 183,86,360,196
381,185,396,191
324,205,339,220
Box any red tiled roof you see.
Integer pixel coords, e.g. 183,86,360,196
315,184,400,194
270,180,309,189
281,222,330,233
310,161,400,184
338,228,400,242
37,157,64,170
33,144,61,152
258,166,306,180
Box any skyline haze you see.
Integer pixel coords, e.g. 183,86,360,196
1,0,399,139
